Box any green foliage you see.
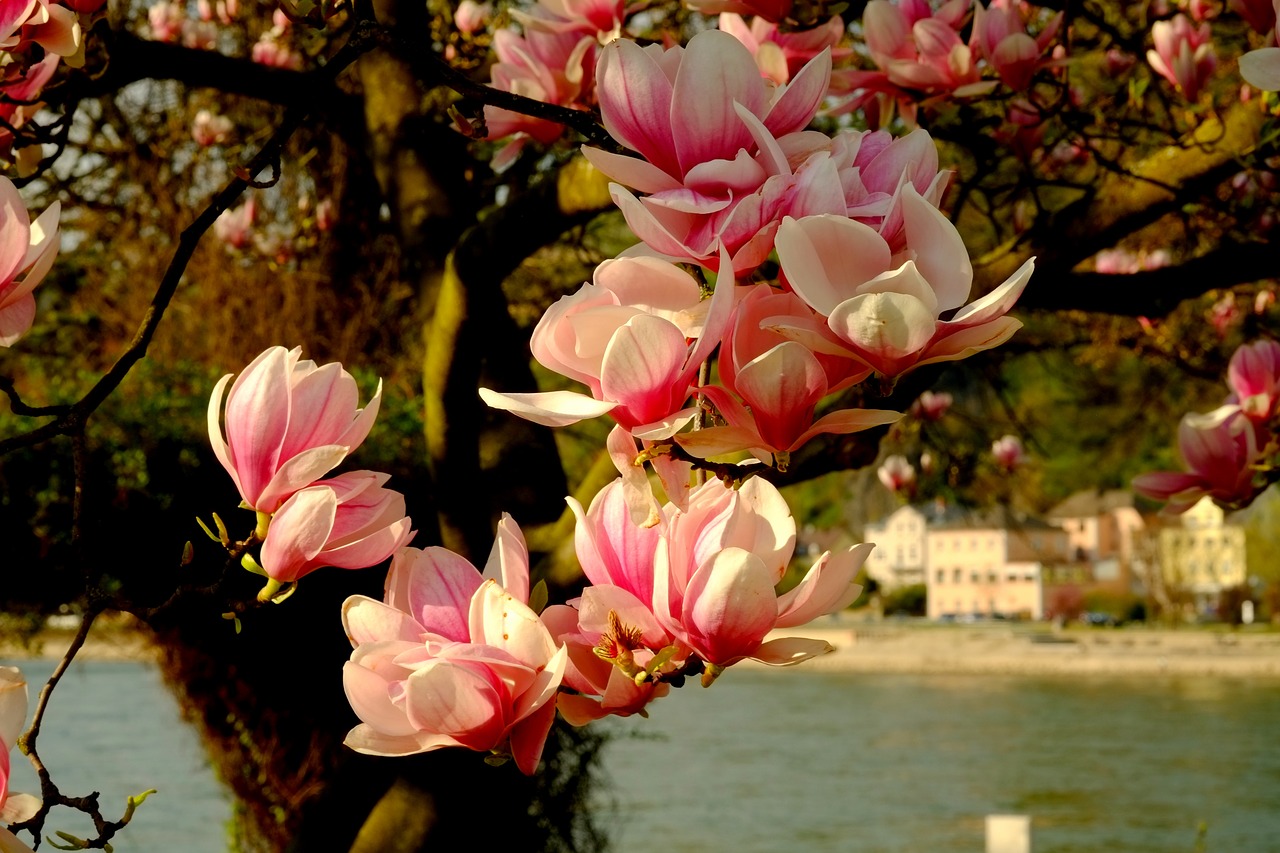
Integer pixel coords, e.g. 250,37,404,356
883,583,928,617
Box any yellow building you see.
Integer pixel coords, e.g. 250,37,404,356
1155,496,1247,612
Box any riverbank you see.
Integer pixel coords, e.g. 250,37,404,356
0,614,158,663
6,615,1280,677
759,621,1280,677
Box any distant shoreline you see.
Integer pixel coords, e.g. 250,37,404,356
6,621,1280,679
755,622,1280,677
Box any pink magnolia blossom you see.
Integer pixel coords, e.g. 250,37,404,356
0,177,59,347
1132,404,1263,513
191,110,233,146
147,0,184,42
207,346,382,515
862,0,993,95
910,389,952,420
0,667,38,851
252,35,303,70
341,521,567,774
259,471,413,584
1147,13,1217,101
772,185,1034,379
677,285,899,461
878,454,917,493
480,254,733,439
214,198,254,248
1210,292,1241,338
991,434,1025,471
582,29,835,274
775,126,952,255
969,0,1063,91
515,0,624,40
545,481,675,721
718,13,848,85
1227,338,1280,421
483,26,596,170
653,478,871,675
0,0,82,57
454,0,491,33
541,598,671,724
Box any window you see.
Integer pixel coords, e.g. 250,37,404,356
935,570,944,584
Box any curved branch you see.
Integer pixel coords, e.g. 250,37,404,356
974,103,1268,293
1016,241,1277,317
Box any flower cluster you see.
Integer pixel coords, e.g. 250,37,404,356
482,31,1030,473
341,477,871,771
208,346,413,595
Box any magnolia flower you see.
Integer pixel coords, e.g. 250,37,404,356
214,198,254,248
1227,338,1280,422
773,186,1034,379
677,283,898,461
718,13,848,85
1133,405,1263,513
341,521,567,774
0,177,60,347
862,0,992,95
969,0,1063,91
191,110,233,146
991,434,1025,471
454,0,491,33
514,0,625,40
1147,13,1216,101
483,26,596,170
147,0,184,42
582,29,834,273
878,454,917,493
208,346,382,515
480,254,733,439
259,471,413,584
910,390,952,420
653,478,870,675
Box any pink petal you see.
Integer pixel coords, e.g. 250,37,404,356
670,30,764,175
581,145,684,194
776,214,892,316
481,513,531,603
342,659,418,737
596,38,680,177
478,387,618,427
682,547,778,665
750,635,834,665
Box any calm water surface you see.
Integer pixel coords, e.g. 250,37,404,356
3,660,1278,852
1,659,231,853
596,670,1280,853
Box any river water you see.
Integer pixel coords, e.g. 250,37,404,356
2,660,1277,852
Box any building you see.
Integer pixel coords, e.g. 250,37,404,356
862,504,927,591
1154,496,1247,613
1046,489,1146,566
925,507,1067,620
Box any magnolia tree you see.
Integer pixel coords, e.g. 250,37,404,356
1,0,1279,849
